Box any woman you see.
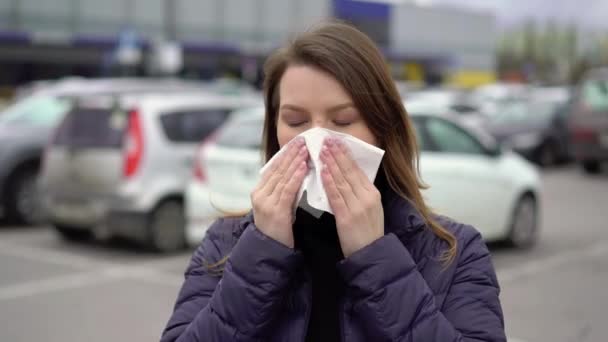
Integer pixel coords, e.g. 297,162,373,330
161,22,506,342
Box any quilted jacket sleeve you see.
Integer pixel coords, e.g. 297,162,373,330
160,219,302,342
337,226,506,342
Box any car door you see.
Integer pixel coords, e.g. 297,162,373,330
416,116,511,239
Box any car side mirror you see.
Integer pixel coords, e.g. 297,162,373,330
486,141,503,157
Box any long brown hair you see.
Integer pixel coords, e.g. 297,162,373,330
262,21,457,264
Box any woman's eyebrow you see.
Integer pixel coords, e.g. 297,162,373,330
279,104,308,113
279,103,356,113
327,103,356,114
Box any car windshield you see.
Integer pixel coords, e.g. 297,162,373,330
216,117,264,149
0,95,71,127
582,79,608,112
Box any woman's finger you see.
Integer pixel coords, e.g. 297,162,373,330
261,139,305,196
320,145,358,208
321,163,348,218
255,151,285,193
339,140,376,191
278,159,308,206
326,138,371,195
272,146,309,203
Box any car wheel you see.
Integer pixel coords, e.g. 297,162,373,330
53,224,91,242
6,169,45,225
582,160,601,174
538,141,558,167
148,200,186,253
506,195,538,249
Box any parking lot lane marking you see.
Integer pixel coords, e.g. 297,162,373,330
0,241,113,269
0,269,122,301
498,241,608,284
507,338,529,342
121,267,184,288
135,254,191,270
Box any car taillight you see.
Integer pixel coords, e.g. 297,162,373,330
193,145,207,183
193,132,220,183
571,126,597,142
123,109,144,178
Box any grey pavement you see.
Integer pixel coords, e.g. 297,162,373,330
0,165,606,342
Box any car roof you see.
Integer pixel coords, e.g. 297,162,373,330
126,92,261,109
29,78,211,97
70,91,262,115
532,87,570,102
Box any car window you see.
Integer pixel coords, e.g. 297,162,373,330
425,118,485,155
411,117,431,152
0,95,71,127
217,118,263,149
582,79,608,111
54,107,127,148
160,109,230,143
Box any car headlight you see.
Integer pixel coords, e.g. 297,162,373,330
506,132,542,149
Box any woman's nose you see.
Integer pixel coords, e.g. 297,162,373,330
311,119,327,129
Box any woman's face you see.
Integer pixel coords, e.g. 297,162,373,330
276,65,378,148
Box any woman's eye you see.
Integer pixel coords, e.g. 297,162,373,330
333,120,352,127
287,121,306,127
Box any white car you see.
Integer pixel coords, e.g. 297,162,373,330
186,106,541,248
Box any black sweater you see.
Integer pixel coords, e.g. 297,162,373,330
293,208,345,342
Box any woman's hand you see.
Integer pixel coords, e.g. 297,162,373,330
320,137,384,258
251,137,309,248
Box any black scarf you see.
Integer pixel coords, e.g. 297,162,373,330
293,169,390,342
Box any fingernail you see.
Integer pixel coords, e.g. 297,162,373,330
329,140,339,151
321,145,329,155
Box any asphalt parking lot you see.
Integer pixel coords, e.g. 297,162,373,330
0,165,607,342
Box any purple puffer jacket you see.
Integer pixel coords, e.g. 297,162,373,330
161,192,506,342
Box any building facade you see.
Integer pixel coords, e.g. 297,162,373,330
0,0,497,88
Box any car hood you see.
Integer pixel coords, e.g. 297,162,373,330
500,150,541,189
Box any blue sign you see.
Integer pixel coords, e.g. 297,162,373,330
332,0,390,20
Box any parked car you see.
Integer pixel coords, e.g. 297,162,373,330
484,87,571,166
185,106,541,248
568,68,608,174
470,82,531,116
39,91,260,252
404,88,487,127
0,78,211,224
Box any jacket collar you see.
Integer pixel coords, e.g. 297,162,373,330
381,187,427,240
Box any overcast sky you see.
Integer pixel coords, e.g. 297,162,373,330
430,0,608,30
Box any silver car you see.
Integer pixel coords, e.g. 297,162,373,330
40,91,260,252
0,77,212,224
